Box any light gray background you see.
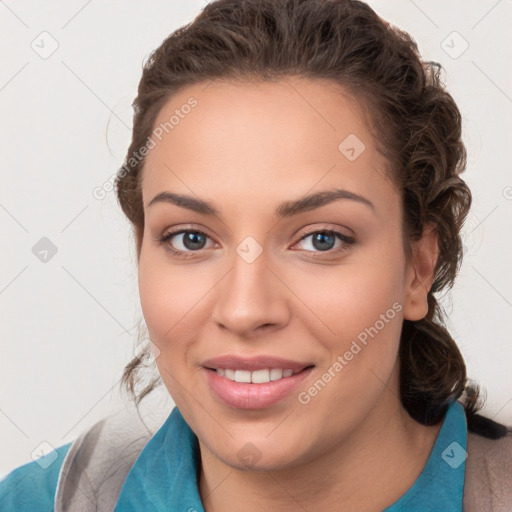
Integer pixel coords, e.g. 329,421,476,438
1,0,511,477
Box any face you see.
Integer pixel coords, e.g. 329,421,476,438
138,77,433,471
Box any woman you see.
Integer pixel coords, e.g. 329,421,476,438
1,0,511,510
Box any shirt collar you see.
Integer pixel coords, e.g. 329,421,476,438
383,400,467,512
115,400,467,511
115,406,204,511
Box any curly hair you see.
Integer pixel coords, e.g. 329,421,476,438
115,0,507,437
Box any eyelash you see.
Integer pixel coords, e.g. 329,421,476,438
157,227,355,259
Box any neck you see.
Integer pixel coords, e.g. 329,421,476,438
198,376,443,512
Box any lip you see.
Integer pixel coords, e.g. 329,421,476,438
201,356,315,410
202,355,312,371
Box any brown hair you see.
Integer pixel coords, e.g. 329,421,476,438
115,0,506,436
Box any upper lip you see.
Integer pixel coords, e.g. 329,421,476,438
202,355,314,371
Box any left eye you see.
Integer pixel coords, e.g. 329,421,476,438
295,230,352,252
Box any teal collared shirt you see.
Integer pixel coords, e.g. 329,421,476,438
0,401,467,511
383,400,467,512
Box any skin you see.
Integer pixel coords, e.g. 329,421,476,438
137,76,441,512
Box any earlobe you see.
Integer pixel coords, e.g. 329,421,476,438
402,224,439,321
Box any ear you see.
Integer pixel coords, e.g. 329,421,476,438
402,223,439,321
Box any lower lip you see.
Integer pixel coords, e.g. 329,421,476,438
203,367,313,409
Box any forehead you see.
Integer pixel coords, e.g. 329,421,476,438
141,77,395,213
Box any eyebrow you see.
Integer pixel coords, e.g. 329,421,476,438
147,188,375,218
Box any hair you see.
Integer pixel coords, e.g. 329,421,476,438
115,0,509,438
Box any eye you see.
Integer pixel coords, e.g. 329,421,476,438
158,229,216,256
294,229,355,256
157,227,355,259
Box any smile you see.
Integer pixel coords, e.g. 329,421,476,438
213,368,300,383
201,356,315,409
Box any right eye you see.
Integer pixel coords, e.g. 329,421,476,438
158,229,216,257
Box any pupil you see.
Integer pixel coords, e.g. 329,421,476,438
313,232,334,251
184,232,206,250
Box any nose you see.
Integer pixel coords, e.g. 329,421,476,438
210,245,290,337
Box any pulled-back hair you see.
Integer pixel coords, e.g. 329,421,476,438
115,0,507,437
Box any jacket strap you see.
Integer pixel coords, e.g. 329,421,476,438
54,404,169,512
463,430,512,511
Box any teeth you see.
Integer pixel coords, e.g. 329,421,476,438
216,368,298,383
234,370,251,383
251,369,270,384
270,368,283,380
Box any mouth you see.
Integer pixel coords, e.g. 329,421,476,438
205,367,310,383
201,356,315,409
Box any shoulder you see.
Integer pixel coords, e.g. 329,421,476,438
54,404,171,511
466,428,512,467
464,429,512,512
0,442,71,512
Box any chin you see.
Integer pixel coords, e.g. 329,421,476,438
204,430,312,472
222,448,305,473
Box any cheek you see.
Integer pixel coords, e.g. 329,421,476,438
137,250,203,407
288,242,406,405
291,247,405,341
137,246,214,358
138,256,174,339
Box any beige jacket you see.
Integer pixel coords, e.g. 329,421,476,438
464,430,512,511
